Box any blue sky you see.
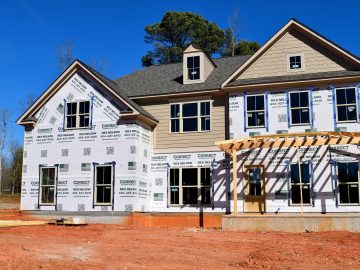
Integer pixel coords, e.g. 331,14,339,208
1,0,359,145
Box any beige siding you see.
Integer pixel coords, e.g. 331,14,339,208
203,55,215,81
238,31,347,80
141,95,225,151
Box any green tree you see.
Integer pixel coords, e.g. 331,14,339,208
142,12,224,67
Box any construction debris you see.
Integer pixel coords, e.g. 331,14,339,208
48,217,87,226
0,220,46,227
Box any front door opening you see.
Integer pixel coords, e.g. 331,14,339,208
244,165,265,213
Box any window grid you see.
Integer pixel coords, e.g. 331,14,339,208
94,165,113,206
246,94,265,128
40,167,56,205
289,91,310,125
289,55,302,70
65,100,91,129
187,56,200,81
170,101,211,133
290,163,311,206
335,87,358,123
337,162,359,205
168,167,211,206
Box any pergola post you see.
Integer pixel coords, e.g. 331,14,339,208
232,149,238,216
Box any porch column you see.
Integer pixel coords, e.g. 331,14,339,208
232,149,238,215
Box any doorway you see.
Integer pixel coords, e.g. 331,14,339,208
243,165,266,213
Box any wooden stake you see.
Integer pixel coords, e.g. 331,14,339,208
232,149,238,216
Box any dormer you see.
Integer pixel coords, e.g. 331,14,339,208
183,44,216,84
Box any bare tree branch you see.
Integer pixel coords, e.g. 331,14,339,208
228,8,241,57
0,109,13,193
56,39,74,73
89,57,108,74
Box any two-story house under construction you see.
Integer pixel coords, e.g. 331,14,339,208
17,19,360,229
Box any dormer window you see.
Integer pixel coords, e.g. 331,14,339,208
288,54,303,71
187,56,200,80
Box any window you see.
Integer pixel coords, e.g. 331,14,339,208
290,163,311,205
170,101,211,133
65,100,90,129
187,56,200,80
246,95,265,128
289,55,302,70
337,162,359,204
336,88,357,122
40,167,56,205
94,165,113,205
169,167,211,206
248,167,262,196
290,91,310,125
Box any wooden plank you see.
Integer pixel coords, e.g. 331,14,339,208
215,133,360,151
232,149,238,216
0,220,46,227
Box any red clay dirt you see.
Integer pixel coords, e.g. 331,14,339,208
1,211,360,270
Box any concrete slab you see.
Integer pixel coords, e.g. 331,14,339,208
222,213,360,232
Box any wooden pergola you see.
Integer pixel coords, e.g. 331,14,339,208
215,131,360,215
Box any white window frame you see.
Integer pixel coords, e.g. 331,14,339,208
94,164,113,206
187,55,201,81
168,167,212,206
290,163,312,206
289,90,311,126
65,100,91,130
246,94,266,129
335,87,358,123
337,161,360,206
287,53,304,72
39,166,57,206
169,100,211,133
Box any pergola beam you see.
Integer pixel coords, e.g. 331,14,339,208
215,131,360,152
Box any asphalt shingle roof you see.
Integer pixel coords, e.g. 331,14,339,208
78,60,158,123
114,55,252,97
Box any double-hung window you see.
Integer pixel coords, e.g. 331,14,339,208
94,165,113,205
187,56,200,80
169,167,211,206
337,162,359,204
170,101,211,133
40,167,56,205
65,100,91,129
246,95,265,128
290,163,311,205
335,88,357,122
290,91,310,125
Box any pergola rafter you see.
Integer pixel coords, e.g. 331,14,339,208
216,131,360,154
215,131,360,215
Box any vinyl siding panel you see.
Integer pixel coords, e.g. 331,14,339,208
203,56,215,81
238,31,347,80
141,95,225,150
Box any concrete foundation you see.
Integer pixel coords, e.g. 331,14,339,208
23,211,223,228
222,213,360,232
